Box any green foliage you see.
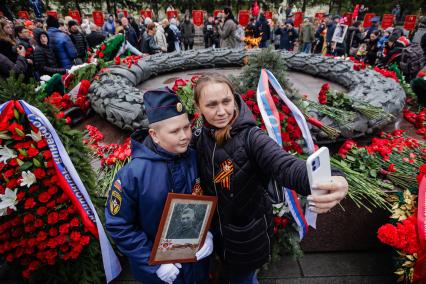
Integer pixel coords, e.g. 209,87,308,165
231,47,295,96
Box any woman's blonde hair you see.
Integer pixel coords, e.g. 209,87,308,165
0,19,15,45
194,73,239,145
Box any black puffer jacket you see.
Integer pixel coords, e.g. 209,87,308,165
33,32,66,77
69,31,87,59
195,95,314,271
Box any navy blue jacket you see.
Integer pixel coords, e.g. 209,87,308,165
326,22,336,43
105,130,209,284
275,27,298,50
47,27,77,69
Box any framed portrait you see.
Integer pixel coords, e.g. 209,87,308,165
149,193,217,265
332,24,348,44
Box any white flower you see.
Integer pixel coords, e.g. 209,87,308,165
0,188,18,216
40,75,51,82
0,145,17,163
26,130,42,142
20,171,36,188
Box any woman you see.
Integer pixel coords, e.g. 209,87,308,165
0,19,17,62
218,7,237,48
193,73,348,283
365,30,380,66
33,31,66,78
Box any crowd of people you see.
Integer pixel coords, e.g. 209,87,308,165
0,7,425,82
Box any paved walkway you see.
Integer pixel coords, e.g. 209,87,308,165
111,250,396,283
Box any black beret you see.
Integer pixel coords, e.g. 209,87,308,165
144,87,186,124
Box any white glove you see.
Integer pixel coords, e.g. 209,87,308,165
156,263,181,283
195,231,214,261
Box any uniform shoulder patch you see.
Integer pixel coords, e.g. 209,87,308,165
109,179,122,215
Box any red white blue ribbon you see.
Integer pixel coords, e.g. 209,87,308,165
0,100,122,283
256,69,316,239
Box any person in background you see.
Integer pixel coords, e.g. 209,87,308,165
218,7,237,48
245,17,258,38
392,4,401,22
181,14,195,50
0,19,17,62
103,14,116,37
169,18,181,52
81,16,92,35
275,20,298,51
120,17,138,50
141,23,162,55
326,15,339,54
256,12,270,48
365,17,380,40
365,30,380,65
46,15,77,69
235,21,245,49
357,4,368,21
33,18,44,36
346,21,363,56
33,31,66,78
378,27,393,53
314,17,327,54
299,17,315,53
58,18,67,33
0,45,28,80
86,23,106,49
68,20,87,63
128,16,141,48
154,22,167,53
15,26,31,49
203,15,215,48
162,19,176,53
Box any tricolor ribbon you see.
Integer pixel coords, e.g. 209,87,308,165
414,169,426,282
256,69,317,239
0,100,122,283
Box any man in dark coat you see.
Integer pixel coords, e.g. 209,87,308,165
68,20,88,62
256,13,270,48
163,19,176,52
33,31,66,78
202,16,214,48
275,20,298,50
120,17,138,50
86,24,106,49
105,88,212,284
46,15,77,69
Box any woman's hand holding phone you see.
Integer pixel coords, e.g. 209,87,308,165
307,176,348,214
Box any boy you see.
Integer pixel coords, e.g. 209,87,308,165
105,88,212,284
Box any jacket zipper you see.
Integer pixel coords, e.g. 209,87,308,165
211,143,226,260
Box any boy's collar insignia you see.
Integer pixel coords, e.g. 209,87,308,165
176,102,183,112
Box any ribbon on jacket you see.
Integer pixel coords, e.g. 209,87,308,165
256,68,316,239
414,168,426,282
12,100,122,283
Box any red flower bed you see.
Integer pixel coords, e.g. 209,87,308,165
0,101,95,278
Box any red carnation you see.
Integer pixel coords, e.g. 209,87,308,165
16,191,25,201
34,219,43,228
47,186,58,195
100,44,106,50
70,231,81,242
37,139,47,149
245,90,256,99
70,217,80,227
47,212,59,225
4,169,14,179
24,198,36,209
98,52,104,58
45,250,58,265
23,214,35,224
36,231,47,242
27,147,39,158
33,168,46,179
8,122,25,137
36,206,47,215
46,200,56,208
59,223,70,235
80,235,91,246
38,191,51,203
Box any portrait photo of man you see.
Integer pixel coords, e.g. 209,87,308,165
166,204,207,239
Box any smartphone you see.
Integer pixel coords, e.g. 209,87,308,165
306,147,332,196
